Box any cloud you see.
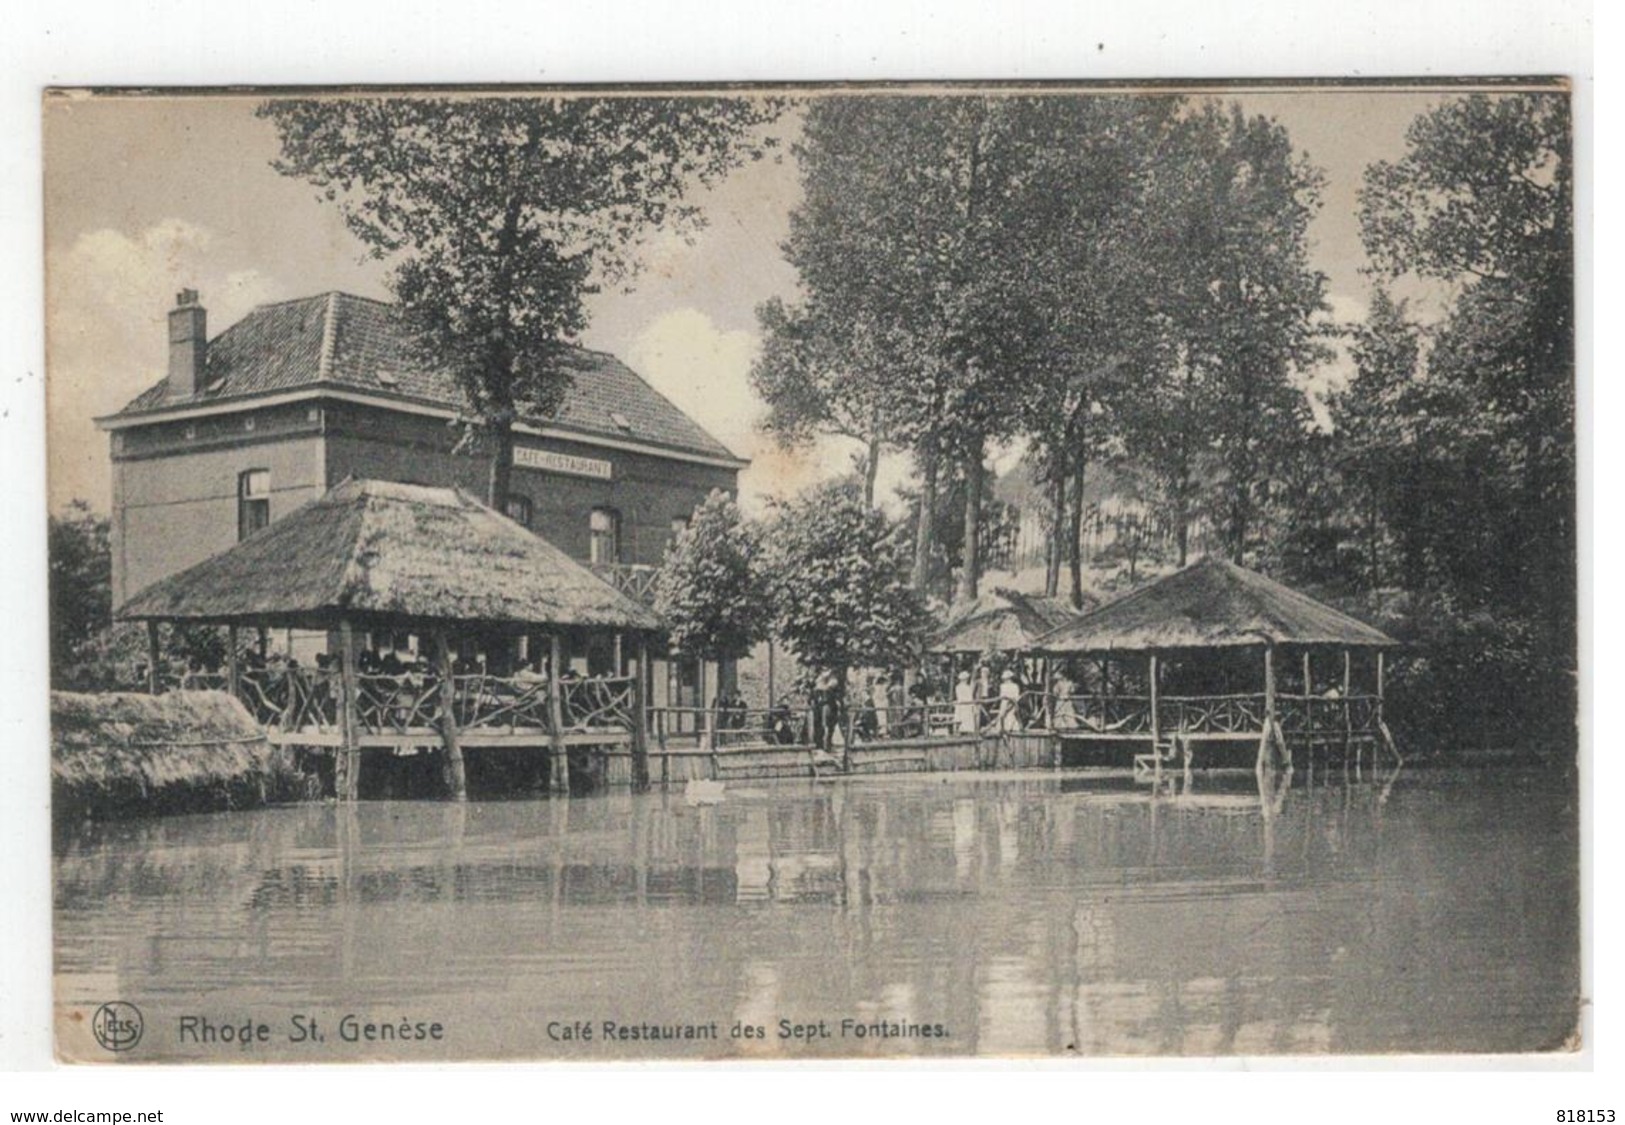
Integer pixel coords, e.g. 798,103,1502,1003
625,307,890,512
46,219,281,511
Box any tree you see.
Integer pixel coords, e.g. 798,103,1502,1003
1355,92,1575,748
260,95,782,508
1153,102,1329,564
652,490,771,664
1005,97,1180,605
49,501,111,683
766,97,1055,601
1326,287,1420,592
1360,92,1573,611
1090,102,1329,569
751,298,904,507
760,481,927,682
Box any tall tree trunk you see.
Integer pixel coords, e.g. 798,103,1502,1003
1044,464,1064,597
863,431,881,509
1174,490,1189,568
1067,457,1088,609
1366,487,1382,594
912,441,939,593
957,435,985,603
488,420,515,512
1228,483,1249,564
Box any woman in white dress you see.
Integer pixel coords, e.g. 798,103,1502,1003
997,668,1022,733
953,670,978,734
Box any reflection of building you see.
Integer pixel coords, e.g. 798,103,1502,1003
98,289,748,701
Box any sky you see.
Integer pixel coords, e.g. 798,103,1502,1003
42,86,1460,515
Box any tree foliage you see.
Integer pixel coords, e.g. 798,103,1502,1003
1116,102,1329,566
652,490,771,663
759,481,927,676
1301,90,1576,750
49,501,111,683
259,95,782,507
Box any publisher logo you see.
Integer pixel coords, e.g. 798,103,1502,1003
92,1002,144,1052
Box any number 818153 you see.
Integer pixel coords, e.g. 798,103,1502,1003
1557,1112,1615,1122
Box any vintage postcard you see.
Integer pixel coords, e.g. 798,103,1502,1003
44,81,1578,1063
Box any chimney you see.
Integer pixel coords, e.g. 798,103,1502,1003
167,288,207,398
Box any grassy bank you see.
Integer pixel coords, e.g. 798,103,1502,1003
52,689,309,824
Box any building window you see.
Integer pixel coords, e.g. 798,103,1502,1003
238,469,271,540
590,507,621,565
505,494,533,528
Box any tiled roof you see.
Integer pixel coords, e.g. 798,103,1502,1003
112,292,740,462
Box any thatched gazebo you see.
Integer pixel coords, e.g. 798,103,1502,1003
118,478,663,799
1033,557,1400,775
928,587,1088,657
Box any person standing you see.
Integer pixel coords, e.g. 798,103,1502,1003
997,668,1023,733
872,672,892,737
813,667,842,753
953,670,978,734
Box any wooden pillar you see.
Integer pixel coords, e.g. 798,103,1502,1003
435,628,466,801
257,627,269,664
1302,650,1312,696
1039,655,1053,731
1149,652,1162,787
631,636,650,790
698,658,712,750
1259,643,1278,773
146,621,162,695
1376,650,1386,716
1263,644,1276,720
338,618,361,801
613,632,623,676
1342,649,1353,761
226,624,240,698
548,633,567,793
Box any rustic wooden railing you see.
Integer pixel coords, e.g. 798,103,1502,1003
1275,693,1380,734
453,673,551,732
1050,693,1155,735
560,677,636,731
199,667,1381,745
1158,693,1266,735
588,562,660,606
355,672,439,734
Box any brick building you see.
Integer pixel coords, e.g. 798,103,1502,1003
98,289,746,705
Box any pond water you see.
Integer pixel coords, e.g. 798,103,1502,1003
54,766,1579,1062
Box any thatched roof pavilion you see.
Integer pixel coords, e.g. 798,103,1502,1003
1032,558,1400,773
118,478,662,800
1034,557,1396,653
928,587,1088,655
118,478,661,634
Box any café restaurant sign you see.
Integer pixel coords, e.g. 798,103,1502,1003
513,446,614,481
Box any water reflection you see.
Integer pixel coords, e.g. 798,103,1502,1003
55,767,1577,1060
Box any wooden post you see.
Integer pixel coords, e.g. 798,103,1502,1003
1302,650,1312,696
257,627,269,662
548,633,567,793
1149,653,1162,788
146,621,162,695
338,618,361,801
698,658,711,749
226,624,240,699
1376,650,1386,718
631,636,651,790
1342,648,1353,762
613,632,623,676
1260,643,1277,772
435,628,466,801
1039,655,1053,732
